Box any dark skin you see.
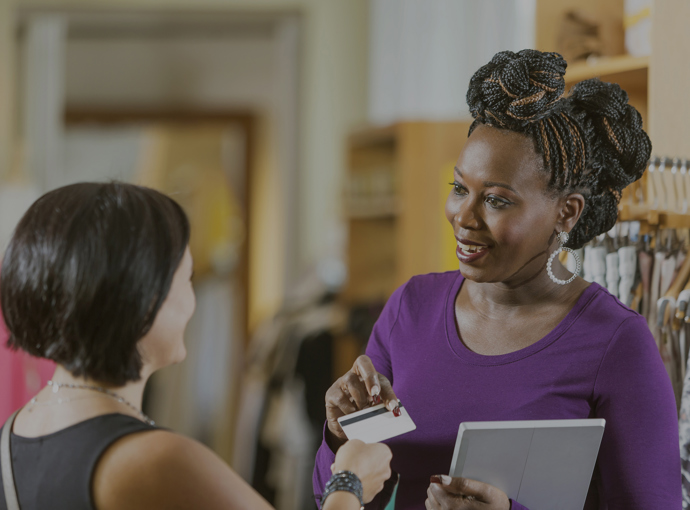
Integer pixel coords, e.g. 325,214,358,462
448,124,590,357
325,124,590,509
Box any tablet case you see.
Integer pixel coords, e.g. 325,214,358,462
449,419,605,510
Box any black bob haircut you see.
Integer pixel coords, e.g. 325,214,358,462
0,182,190,386
466,49,651,249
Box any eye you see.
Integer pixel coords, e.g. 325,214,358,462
485,196,510,209
449,182,468,196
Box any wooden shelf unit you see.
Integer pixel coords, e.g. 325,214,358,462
342,122,472,303
619,203,690,230
564,55,649,85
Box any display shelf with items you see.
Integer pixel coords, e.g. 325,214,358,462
618,157,690,230
537,0,649,127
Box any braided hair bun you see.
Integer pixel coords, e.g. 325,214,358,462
466,49,651,249
467,49,567,128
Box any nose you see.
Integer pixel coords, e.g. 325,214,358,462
453,197,482,231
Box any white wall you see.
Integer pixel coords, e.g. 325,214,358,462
297,0,369,273
369,0,536,123
0,0,15,181
63,35,277,109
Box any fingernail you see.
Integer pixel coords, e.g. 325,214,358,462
387,400,397,411
371,385,380,396
372,394,382,404
441,475,452,485
430,475,442,484
392,406,401,417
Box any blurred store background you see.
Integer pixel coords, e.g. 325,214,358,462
0,0,687,509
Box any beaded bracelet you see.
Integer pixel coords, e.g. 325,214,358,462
321,470,365,510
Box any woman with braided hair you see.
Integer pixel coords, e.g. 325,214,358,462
314,50,680,509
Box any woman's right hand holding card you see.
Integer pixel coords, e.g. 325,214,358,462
325,355,399,447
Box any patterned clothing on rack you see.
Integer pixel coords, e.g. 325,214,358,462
679,361,690,508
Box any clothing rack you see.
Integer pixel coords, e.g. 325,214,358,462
578,154,690,506
620,156,690,229
563,156,690,402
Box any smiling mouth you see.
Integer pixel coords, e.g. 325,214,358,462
457,240,488,255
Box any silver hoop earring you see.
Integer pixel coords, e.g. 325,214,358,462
547,231,581,285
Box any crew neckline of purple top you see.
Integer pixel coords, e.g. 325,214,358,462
444,273,601,366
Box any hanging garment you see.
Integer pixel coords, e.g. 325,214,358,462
606,251,620,297
639,249,654,318
649,251,666,341
584,245,607,286
658,297,681,408
235,292,346,510
680,290,690,383
679,354,690,509
619,245,638,306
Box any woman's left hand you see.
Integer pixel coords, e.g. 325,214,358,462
425,476,510,510
332,439,392,503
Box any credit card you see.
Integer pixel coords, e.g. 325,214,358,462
338,400,416,443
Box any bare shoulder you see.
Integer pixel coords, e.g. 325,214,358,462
93,429,272,510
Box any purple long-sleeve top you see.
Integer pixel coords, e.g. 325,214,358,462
313,271,681,509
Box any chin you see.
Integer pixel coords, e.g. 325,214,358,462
457,264,500,283
158,342,187,368
172,343,187,365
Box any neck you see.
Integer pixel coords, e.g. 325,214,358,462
464,256,574,312
50,365,150,412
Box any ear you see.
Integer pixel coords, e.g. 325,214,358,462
556,193,586,233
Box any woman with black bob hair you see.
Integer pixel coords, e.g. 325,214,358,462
0,182,392,510
315,50,681,509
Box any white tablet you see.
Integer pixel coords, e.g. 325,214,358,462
449,419,605,510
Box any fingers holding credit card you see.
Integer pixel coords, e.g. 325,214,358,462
325,355,399,444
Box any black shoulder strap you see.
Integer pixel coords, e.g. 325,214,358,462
1,410,21,510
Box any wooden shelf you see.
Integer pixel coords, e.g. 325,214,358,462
619,203,690,229
565,55,649,89
348,124,397,149
565,55,649,82
345,200,399,219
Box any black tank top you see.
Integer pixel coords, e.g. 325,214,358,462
0,413,157,510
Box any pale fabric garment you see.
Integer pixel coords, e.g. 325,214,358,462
618,245,638,306
583,245,607,287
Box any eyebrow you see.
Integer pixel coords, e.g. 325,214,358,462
454,167,520,195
